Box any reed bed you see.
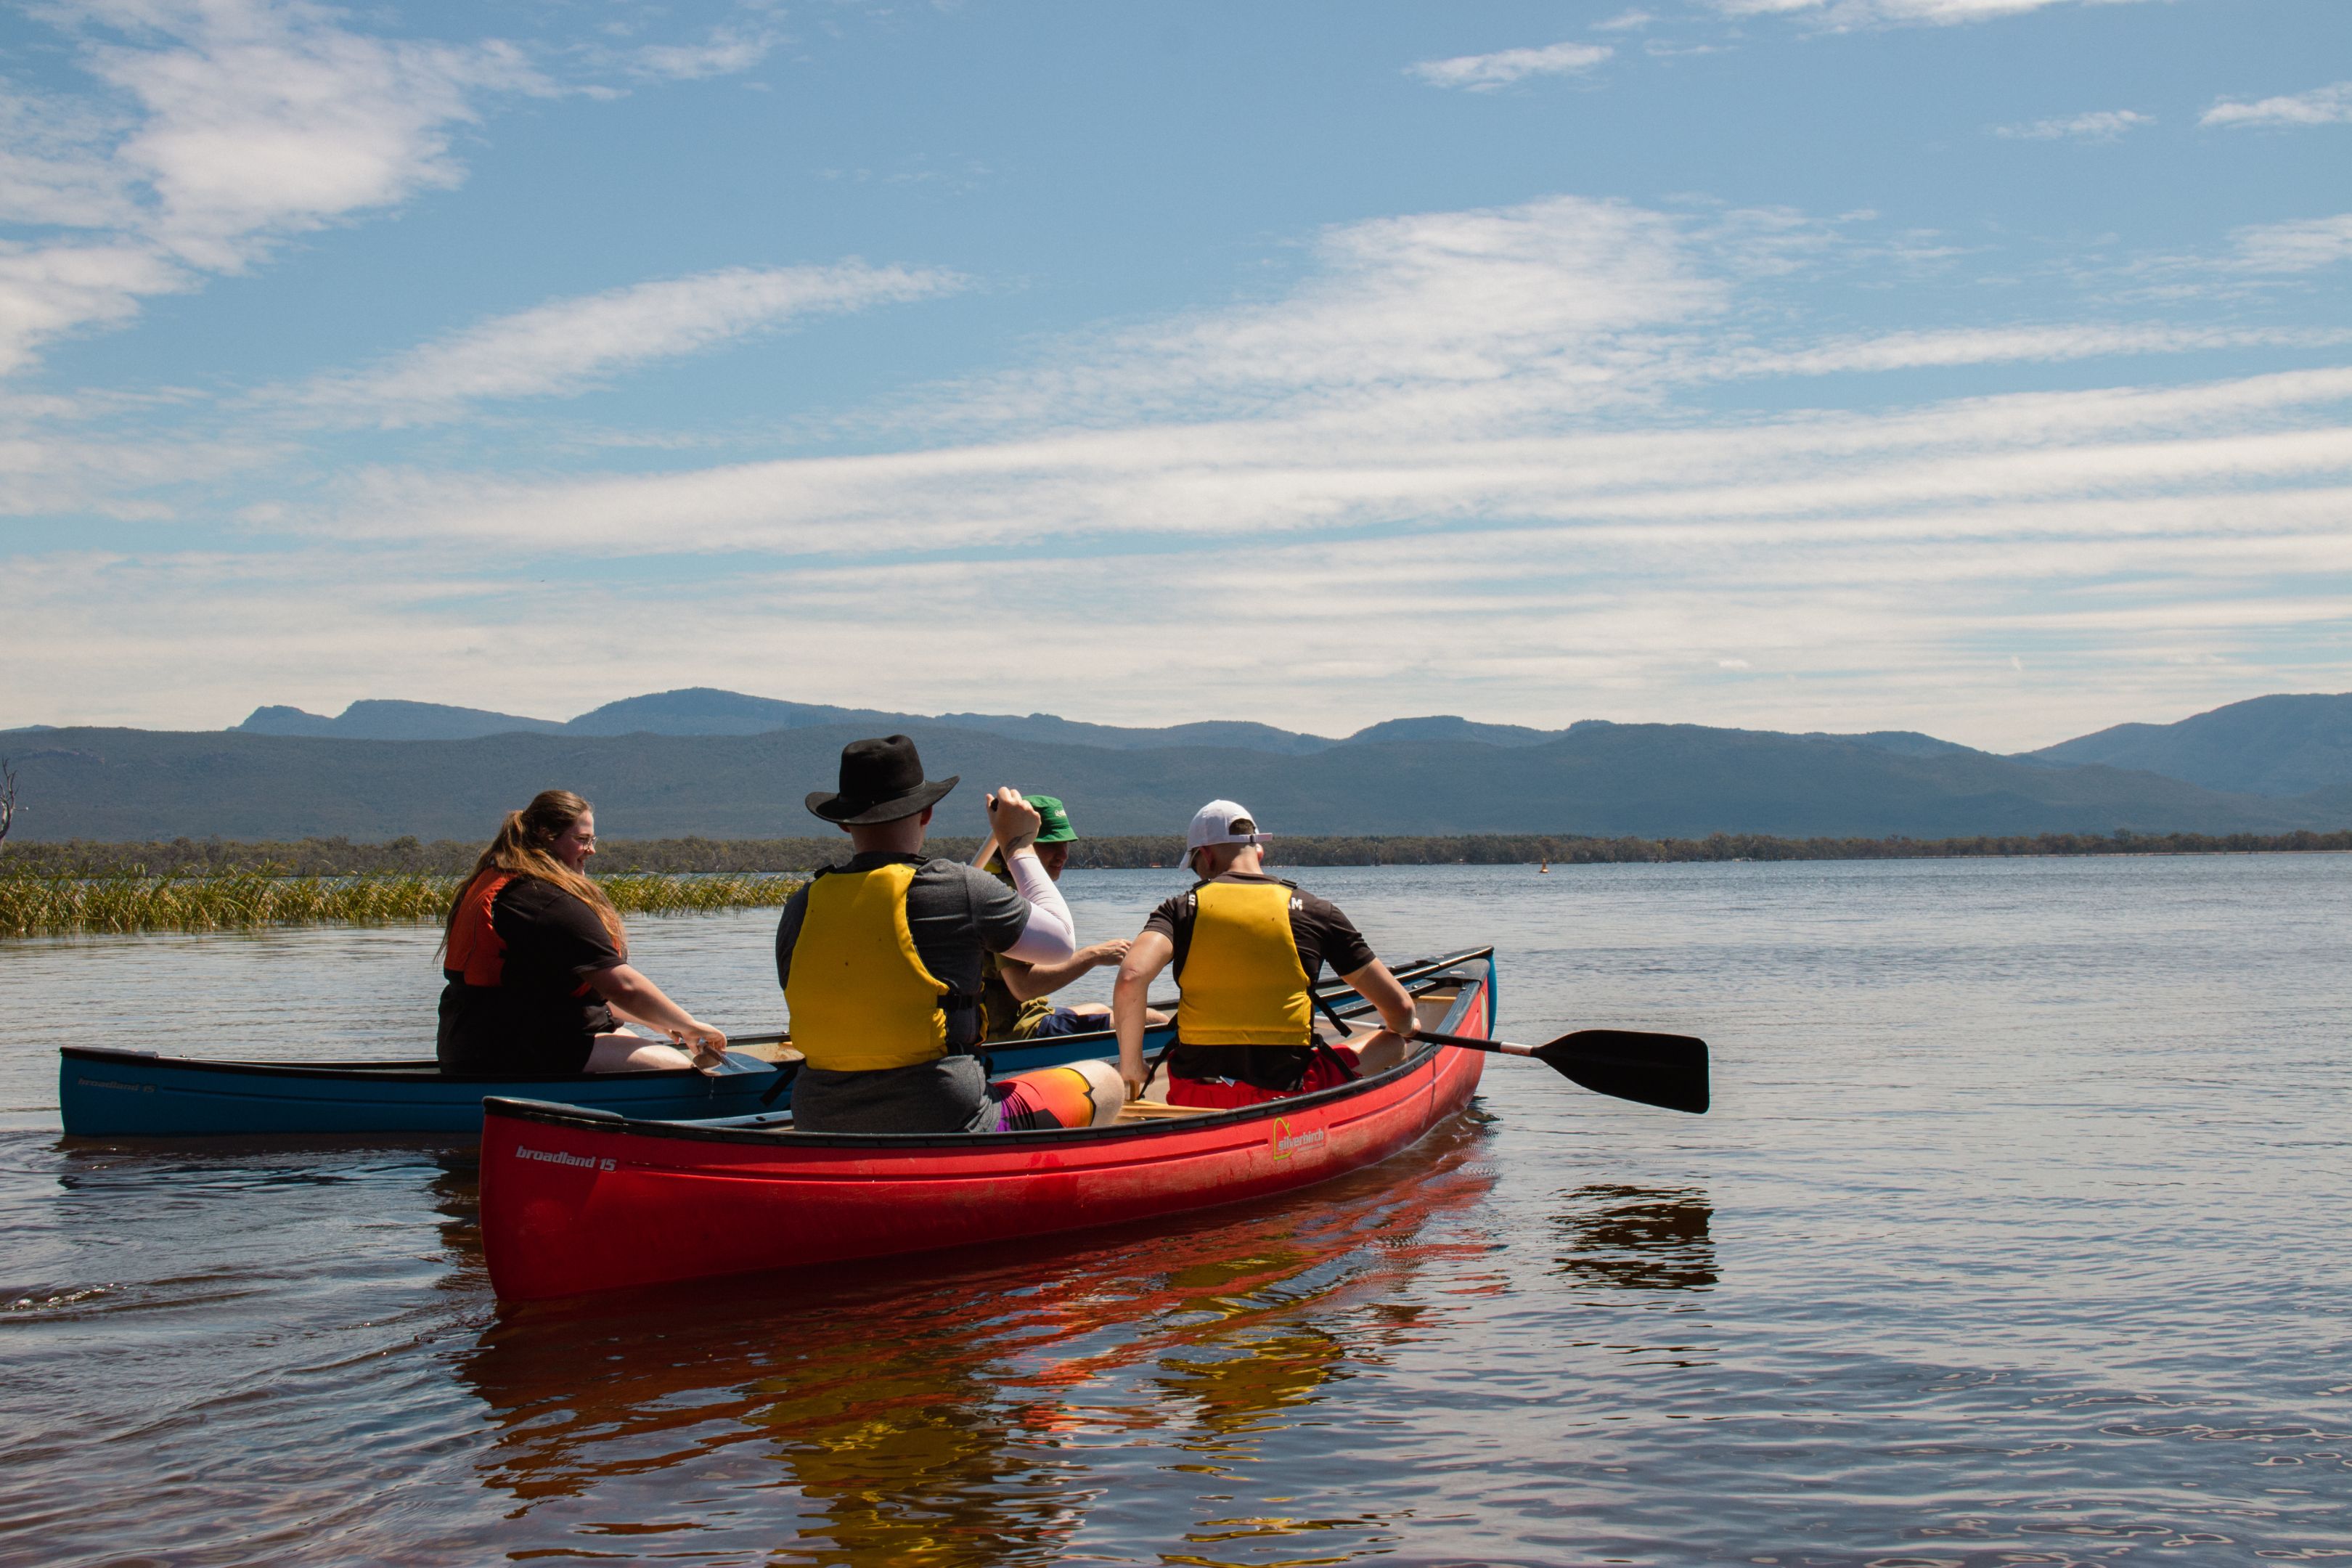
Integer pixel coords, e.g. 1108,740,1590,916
0,870,801,939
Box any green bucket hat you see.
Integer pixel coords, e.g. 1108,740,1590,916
1029,794,1076,845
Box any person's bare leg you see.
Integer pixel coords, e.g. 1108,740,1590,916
1351,1031,1410,1074
1069,1058,1125,1125
584,1033,696,1072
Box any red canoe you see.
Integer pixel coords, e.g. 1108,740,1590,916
480,951,1495,1302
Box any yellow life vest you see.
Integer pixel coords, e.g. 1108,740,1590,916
784,861,955,1071
1174,880,1315,1047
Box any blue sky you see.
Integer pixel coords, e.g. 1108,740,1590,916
2,0,2346,749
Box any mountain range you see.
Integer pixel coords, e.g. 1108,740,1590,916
229,687,2014,761
1,690,2345,843
227,689,1582,754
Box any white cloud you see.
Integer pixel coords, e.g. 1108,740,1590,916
298,262,970,422
15,190,2352,749
84,2,550,271
1714,0,2168,28
2227,215,2352,274
632,23,782,81
0,242,187,376
0,91,139,229
932,195,1720,432
298,362,2352,565
1409,42,1612,91
0,1,552,375
2202,81,2352,130
1713,324,2351,380
1595,11,1657,30
1994,110,2153,142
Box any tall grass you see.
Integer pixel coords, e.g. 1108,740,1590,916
0,869,801,939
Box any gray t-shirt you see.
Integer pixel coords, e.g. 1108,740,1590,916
775,852,1034,1133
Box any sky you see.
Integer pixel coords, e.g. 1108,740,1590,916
1,0,2347,751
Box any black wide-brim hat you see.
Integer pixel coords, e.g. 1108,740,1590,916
805,734,960,825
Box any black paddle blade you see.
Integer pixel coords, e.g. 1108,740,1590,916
1533,1029,1710,1115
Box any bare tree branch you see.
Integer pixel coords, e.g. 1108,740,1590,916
0,759,15,851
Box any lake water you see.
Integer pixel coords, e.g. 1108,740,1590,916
2,857,2348,1567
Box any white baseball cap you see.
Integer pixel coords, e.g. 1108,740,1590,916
1183,799,1270,872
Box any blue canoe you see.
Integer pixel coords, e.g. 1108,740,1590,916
57,1029,1163,1138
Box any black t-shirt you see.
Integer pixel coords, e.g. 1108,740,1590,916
1144,872,1378,1090
437,877,622,1074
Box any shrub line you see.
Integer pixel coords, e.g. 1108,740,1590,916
3,826,2345,880
0,869,802,939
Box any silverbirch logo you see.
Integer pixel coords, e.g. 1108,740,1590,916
1270,1117,1326,1160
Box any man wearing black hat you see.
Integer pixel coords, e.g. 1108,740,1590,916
777,735,1124,1133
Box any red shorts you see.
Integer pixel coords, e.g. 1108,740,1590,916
1164,1048,1358,1109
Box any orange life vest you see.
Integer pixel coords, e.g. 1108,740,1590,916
445,871,517,987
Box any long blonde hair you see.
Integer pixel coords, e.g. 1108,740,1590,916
441,790,626,954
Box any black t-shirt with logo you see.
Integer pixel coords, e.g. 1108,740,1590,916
1143,871,1378,1090
437,877,622,1074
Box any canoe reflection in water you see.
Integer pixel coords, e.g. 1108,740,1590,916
1551,1184,1717,1293
450,1120,1495,1565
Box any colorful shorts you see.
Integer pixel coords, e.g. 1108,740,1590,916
988,1064,1109,1131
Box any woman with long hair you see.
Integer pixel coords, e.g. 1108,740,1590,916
438,791,727,1074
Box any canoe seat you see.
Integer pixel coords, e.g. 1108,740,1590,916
1115,1099,1215,1122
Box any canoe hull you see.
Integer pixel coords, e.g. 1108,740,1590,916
56,1029,1148,1138
480,968,1490,1302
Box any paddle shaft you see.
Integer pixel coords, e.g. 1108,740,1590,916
1412,1026,1539,1058
1413,1025,1682,1071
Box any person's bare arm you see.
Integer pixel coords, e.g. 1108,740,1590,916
1112,930,1174,1101
1002,937,1133,1002
1342,958,1416,1037
587,963,727,1068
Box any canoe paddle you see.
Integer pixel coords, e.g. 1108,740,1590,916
1412,1026,1710,1115
1309,988,1708,1114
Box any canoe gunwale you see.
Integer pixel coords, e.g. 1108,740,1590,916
483,950,1495,1155
57,1044,760,1085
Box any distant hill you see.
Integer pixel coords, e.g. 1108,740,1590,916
935,712,1335,754
229,687,1339,753
1805,730,1977,759
4,719,2339,844
2021,693,2352,797
1343,716,1567,747
235,701,567,740
563,689,921,738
